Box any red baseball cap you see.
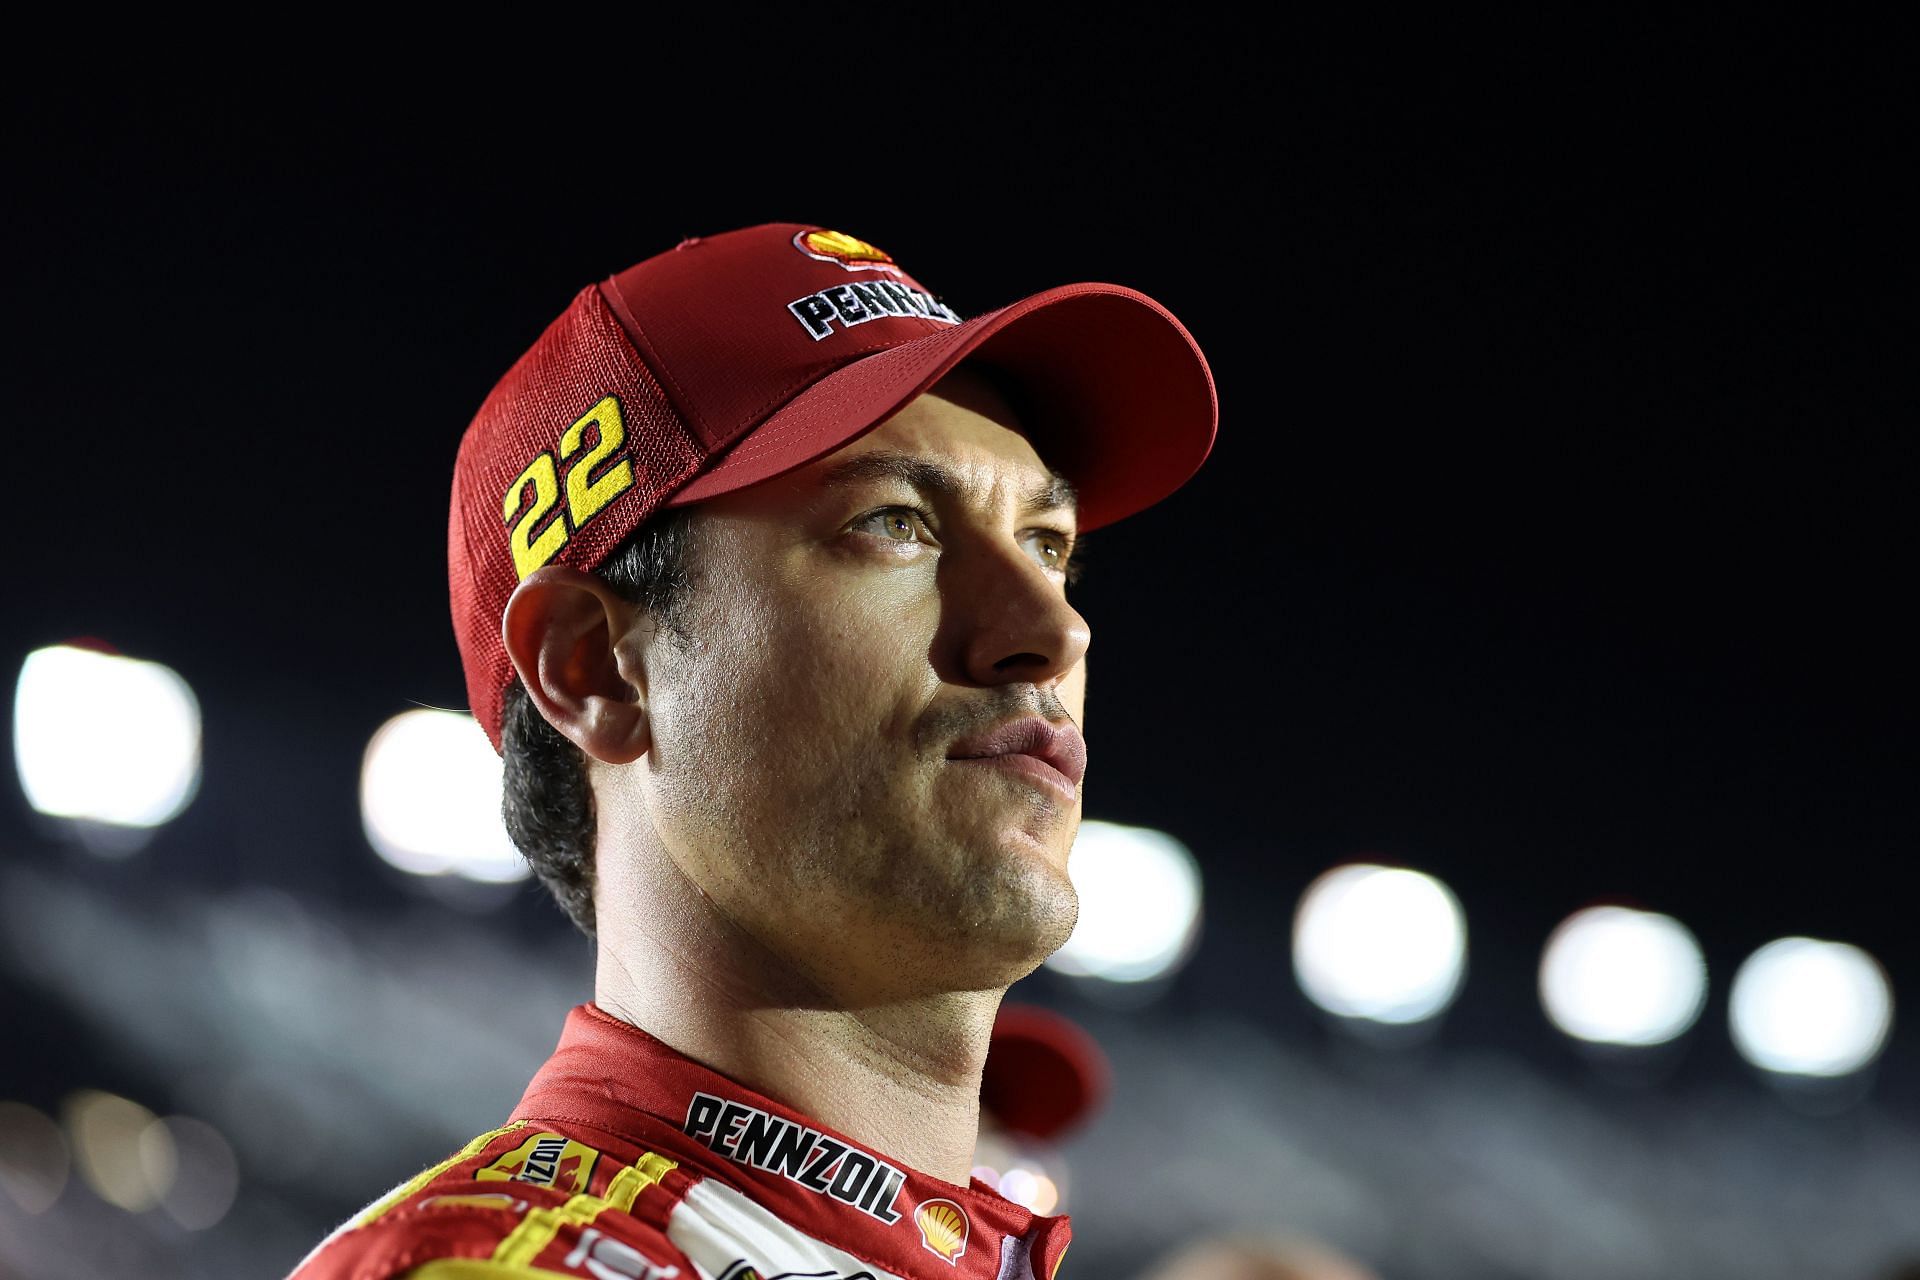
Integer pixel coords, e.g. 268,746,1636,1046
451,223,1218,749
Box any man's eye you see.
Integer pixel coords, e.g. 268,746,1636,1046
854,507,930,543
1031,531,1076,574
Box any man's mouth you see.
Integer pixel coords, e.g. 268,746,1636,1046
946,717,1087,801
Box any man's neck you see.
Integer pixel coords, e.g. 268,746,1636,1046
591,847,1004,1185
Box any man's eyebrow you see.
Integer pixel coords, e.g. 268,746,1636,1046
817,450,1080,518
1026,469,1079,518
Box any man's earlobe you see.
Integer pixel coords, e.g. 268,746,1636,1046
501,567,651,765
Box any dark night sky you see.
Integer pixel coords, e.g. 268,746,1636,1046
5,49,1914,1093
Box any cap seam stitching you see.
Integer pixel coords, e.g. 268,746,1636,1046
596,283,709,444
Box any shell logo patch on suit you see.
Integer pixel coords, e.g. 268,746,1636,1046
474,1131,601,1193
914,1198,970,1265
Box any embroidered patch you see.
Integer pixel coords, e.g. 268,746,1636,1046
787,278,961,340
683,1091,906,1224
914,1198,970,1265
792,228,898,271
475,1131,601,1194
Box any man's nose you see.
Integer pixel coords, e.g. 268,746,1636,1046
947,536,1092,691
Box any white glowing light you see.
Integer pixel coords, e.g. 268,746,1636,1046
1046,820,1202,983
1026,1172,1060,1215
360,709,527,882
14,644,201,828
996,1166,1059,1214
1293,864,1467,1024
1539,907,1708,1046
1730,937,1893,1077
999,1166,1040,1206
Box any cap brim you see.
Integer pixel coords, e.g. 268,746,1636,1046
664,283,1217,532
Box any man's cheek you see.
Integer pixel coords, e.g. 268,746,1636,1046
792,611,925,701
723,652,880,767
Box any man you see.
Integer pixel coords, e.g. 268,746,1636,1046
290,223,1216,1279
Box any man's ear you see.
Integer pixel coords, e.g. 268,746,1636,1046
501,565,651,765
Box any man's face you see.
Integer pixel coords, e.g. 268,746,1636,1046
615,368,1091,1000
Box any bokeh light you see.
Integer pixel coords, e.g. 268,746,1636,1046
995,1166,1060,1215
63,1090,170,1212
152,1114,240,1229
1046,820,1202,983
1294,864,1467,1024
1730,937,1893,1077
360,708,527,883
1539,906,1708,1046
971,1130,1066,1215
0,1101,70,1213
14,643,201,830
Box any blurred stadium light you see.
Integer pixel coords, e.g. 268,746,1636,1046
1539,906,1708,1047
1729,937,1893,1078
995,1166,1060,1215
13,643,201,832
971,1129,1065,1215
359,708,528,883
41,1088,238,1231
0,1101,69,1214
63,1090,169,1213
1046,819,1202,983
1293,864,1467,1025
151,1115,239,1230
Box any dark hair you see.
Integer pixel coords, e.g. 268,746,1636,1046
499,506,703,939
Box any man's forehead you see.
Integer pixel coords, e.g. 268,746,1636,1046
807,369,1078,514
699,367,1083,524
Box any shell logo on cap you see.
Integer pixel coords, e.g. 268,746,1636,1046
795,228,898,271
914,1198,970,1265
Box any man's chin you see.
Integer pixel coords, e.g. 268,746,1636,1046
898,859,1079,989
803,826,1079,997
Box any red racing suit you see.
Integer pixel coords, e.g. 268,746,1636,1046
287,1003,1072,1280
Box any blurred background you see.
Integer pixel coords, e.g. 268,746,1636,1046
3,37,1916,1280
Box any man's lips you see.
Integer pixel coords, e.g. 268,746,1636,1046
945,717,1088,797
